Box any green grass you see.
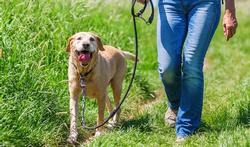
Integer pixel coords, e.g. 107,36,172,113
0,0,249,146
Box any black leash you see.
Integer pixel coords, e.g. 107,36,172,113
81,0,154,130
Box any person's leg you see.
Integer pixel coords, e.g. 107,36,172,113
157,0,187,111
176,0,221,138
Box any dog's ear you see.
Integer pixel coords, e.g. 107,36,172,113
90,32,105,51
66,36,74,52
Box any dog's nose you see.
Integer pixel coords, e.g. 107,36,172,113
82,43,90,49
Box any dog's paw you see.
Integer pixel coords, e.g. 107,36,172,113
67,135,78,145
94,130,103,137
107,120,116,129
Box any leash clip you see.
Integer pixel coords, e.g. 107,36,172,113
80,73,87,98
80,74,86,88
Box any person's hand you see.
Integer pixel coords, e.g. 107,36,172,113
137,0,148,4
223,9,238,41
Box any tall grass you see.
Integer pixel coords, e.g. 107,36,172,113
0,0,156,146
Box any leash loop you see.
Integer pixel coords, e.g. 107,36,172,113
132,0,154,25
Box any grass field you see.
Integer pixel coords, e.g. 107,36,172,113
0,0,249,146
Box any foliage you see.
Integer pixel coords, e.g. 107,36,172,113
0,0,249,146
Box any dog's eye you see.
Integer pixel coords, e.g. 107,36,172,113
89,37,95,42
77,37,82,40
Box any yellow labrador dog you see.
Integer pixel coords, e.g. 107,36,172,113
66,32,136,144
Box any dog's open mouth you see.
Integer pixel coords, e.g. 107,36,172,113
76,50,93,66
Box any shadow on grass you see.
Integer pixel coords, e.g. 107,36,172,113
197,121,213,133
236,99,250,127
120,114,153,133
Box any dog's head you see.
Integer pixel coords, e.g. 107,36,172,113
66,32,104,67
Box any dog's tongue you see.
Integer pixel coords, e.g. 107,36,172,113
78,53,91,62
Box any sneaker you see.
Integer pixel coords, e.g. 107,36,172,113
164,108,178,127
176,136,186,143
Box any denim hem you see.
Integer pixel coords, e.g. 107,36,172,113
176,134,189,138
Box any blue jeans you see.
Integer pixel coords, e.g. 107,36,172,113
157,0,221,137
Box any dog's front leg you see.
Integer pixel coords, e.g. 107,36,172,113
95,94,106,137
68,96,78,144
67,81,81,144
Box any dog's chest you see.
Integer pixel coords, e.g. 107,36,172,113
84,80,101,98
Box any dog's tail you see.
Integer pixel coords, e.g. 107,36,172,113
122,51,138,62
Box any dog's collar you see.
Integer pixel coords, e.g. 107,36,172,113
71,62,96,81
79,68,94,80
